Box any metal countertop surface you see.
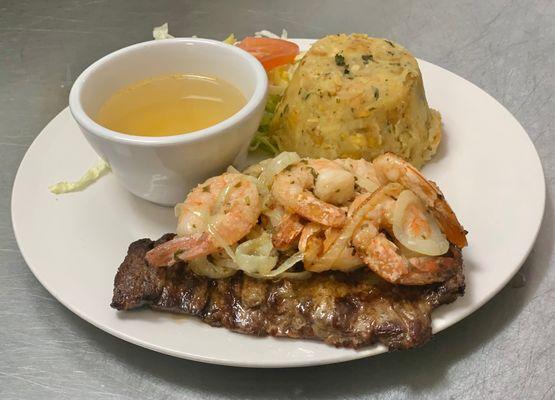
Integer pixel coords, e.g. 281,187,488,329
1,0,553,399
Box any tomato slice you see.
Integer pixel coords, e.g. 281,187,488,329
237,37,300,71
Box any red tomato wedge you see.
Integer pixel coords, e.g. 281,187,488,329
237,37,300,71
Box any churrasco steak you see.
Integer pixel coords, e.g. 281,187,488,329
111,234,464,349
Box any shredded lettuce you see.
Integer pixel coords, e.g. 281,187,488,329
222,33,237,44
248,58,301,155
49,160,111,194
153,23,174,40
254,29,288,39
250,50,303,155
151,24,297,156
248,93,282,154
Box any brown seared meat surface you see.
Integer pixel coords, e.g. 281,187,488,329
111,234,464,349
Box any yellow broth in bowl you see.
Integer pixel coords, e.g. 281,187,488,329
96,73,246,137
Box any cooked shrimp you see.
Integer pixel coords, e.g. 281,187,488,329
145,173,261,267
349,185,460,285
300,184,462,284
353,232,460,285
298,222,363,272
271,162,346,227
259,201,302,251
335,158,381,194
272,212,304,251
310,159,356,205
295,191,369,273
373,152,467,248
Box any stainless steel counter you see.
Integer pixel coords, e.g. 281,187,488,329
1,0,553,398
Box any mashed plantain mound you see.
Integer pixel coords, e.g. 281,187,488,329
269,34,441,168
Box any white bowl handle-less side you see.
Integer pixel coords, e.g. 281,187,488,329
70,38,267,206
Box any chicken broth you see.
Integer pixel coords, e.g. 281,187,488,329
96,73,246,137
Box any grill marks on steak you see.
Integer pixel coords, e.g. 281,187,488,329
111,235,464,349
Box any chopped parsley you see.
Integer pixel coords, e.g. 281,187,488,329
309,167,319,180
335,53,345,66
362,54,374,64
335,53,351,75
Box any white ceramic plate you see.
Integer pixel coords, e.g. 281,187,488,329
12,39,545,368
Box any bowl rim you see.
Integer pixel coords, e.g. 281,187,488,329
69,38,268,147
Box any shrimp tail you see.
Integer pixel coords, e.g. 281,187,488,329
298,223,326,271
272,213,304,251
373,152,467,249
145,233,212,267
354,233,461,285
431,200,468,248
399,254,460,285
297,192,346,227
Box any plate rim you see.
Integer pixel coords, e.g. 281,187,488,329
11,38,546,368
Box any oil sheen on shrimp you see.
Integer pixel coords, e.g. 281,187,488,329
145,173,261,267
373,152,467,248
307,183,463,285
145,151,467,287
271,162,347,227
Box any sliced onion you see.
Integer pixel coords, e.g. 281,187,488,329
355,176,380,193
189,257,236,279
196,232,305,279
315,189,386,269
206,222,237,261
258,151,301,189
262,206,285,229
235,232,278,275
255,152,301,210
243,163,263,178
392,190,449,256
257,252,303,278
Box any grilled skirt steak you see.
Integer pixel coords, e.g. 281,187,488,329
111,234,464,349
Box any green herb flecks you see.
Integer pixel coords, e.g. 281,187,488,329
335,53,345,66
362,54,374,64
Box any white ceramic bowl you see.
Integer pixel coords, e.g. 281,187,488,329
69,38,268,206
